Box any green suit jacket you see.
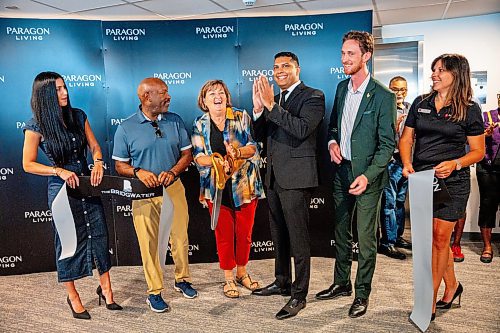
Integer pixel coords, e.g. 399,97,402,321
327,77,396,191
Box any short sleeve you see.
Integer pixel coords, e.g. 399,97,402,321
176,116,192,151
112,125,130,161
23,118,41,134
466,103,485,136
404,96,422,129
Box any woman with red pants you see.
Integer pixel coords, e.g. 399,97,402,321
192,80,265,298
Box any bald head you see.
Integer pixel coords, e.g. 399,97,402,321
137,77,171,117
137,78,167,102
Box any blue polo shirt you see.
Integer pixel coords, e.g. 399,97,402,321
112,109,192,175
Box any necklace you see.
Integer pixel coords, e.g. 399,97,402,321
212,116,226,127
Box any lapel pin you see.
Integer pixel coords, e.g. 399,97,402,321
367,93,370,98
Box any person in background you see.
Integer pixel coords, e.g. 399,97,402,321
23,71,121,320
476,94,500,263
399,54,485,321
113,78,198,313
379,76,412,260
191,79,264,298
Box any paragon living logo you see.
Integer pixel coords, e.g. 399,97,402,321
330,66,349,80
110,118,127,126
116,204,132,217
309,197,325,209
167,244,199,256
0,255,22,268
25,210,52,223
284,22,324,37
6,26,50,41
153,72,192,85
241,69,274,82
195,25,234,39
105,28,146,41
0,167,14,181
62,74,102,88
251,240,274,253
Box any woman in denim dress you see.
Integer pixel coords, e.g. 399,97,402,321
22,72,121,319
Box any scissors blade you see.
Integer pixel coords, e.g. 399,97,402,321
210,187,223,230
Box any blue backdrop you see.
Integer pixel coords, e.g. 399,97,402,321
0,11,372,275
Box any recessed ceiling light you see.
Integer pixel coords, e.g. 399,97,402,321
5,6,19,10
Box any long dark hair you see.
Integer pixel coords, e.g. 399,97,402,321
31,71,85,166
430,54,472,122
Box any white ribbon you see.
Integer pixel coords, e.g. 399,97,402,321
158,187,174,269
408,169,434,332
51,184,77,260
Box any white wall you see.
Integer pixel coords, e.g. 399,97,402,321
383,13,500,233
382,13,500,112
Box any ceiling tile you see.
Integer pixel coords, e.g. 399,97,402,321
377,3,447,25
33,0,124,13
372,0,448,11
136,0,223,17
0,0,67,16
75,3,160,20
446,0,500,19
214,0,292,11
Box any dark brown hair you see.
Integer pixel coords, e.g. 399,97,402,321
430,54,472,122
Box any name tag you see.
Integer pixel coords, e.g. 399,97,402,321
418,108,431,114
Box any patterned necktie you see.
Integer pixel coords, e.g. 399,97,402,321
279,90,288,107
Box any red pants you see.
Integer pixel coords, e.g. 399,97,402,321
207,199,258,270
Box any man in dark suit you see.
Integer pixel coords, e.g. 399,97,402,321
251,52,325,320
315,31,396,318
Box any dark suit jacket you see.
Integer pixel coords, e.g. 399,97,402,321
327,77,396,191
254,82,325,189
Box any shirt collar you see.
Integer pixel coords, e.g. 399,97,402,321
348,73,371,94
138,105,163,123
281,80,301,96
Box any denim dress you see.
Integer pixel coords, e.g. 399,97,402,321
24,109,111,282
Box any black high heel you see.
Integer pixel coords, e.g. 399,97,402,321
436,282,463,309
97,285,123,310
431,312,436,321
67,296,91,320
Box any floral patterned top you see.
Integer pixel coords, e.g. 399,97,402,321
192,107,265,207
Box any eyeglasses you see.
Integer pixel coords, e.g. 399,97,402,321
150,121,162,138
390,87,407,94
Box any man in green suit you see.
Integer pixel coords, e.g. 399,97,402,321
316,31,396,318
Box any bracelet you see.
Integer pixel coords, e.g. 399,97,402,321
94,158,104,163
133,167,141,178
236,148,241,159
55,168,63,177
52,166,57,175
167,170,177,178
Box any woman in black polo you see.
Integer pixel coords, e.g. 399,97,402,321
399,54,485,321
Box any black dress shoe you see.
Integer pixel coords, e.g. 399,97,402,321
395,237,412,249
315,283,352,300
275,298,306,320
252,281,291,296
379,245,407,260
349,297,368,318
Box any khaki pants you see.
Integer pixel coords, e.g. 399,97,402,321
132,179,191,295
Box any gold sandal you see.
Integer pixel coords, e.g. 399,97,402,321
236,274,260,291
222,280,240,298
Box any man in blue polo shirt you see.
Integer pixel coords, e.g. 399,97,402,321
112,77,198,313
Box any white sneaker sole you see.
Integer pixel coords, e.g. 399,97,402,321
174,285,199,299
146,298,170,313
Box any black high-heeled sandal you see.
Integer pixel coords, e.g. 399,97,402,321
97,285,123,310
67,296,91,320
436,282,463,309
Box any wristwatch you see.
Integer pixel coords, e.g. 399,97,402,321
133,167,142,178
454,159,462,171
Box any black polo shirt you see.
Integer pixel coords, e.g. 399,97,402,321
405,92,483,171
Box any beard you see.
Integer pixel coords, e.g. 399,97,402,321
343,61,363,75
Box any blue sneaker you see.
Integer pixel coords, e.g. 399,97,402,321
146,293,170,313
174,280,198,299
